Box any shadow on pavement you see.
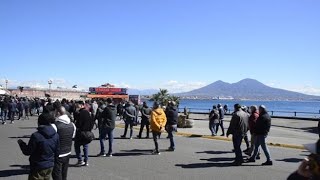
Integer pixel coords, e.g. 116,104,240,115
0,169,29,177
0,165,30,178
200,157,235,162
8,135,31,139
19,127,37,130
276,158,303,163
196,151,232,155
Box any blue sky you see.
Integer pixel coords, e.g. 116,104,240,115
0,0,319,94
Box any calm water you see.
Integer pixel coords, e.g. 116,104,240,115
148,99,320,118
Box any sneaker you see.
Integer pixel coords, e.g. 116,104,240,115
136,135,141,139
220,134,225,136
106,153,113,157
167,147,175,152
145,136,150,139
84,162,89,166
152,150,160,155
76,161,85,167
129,137,133,140
120,135,126,138
97,153,106,157
2,122,6,125
10,121,14,124
262,161,273,166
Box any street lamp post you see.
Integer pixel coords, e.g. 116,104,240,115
5,79,8,89
48,80,53,95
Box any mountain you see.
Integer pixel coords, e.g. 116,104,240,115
127,88,158,95
177,78,320,100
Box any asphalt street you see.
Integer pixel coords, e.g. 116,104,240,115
0,117,309,180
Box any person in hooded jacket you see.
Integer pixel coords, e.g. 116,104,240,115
165,101,178,151
97,98,116,157
150,102,167,155
52,102,76,180
18,112,59,180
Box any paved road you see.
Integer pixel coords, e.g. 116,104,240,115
0,117,309,180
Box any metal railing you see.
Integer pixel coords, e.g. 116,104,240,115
178,108,320,119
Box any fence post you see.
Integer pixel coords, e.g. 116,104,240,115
294,112,297,117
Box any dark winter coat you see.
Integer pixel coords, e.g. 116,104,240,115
254,112,271,136
101,104,117,129
18,125,60,172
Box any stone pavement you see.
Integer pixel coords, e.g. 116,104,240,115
0,116,314,180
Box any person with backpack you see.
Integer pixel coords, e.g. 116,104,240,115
209,105,220,136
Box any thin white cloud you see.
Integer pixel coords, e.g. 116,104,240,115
162,80,208,93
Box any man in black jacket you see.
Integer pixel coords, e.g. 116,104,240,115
137,102,151,139
52,102,76,180
98,98,116,157
74,101,93,167
248,105,273,166
166,101,178,151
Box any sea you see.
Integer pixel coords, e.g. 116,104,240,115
147,99,320,118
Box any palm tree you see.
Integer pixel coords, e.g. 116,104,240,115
151,89,180,107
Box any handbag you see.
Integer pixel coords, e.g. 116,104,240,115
78,131,95,145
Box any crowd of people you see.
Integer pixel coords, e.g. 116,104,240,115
13,97,178,180
2,95,319,180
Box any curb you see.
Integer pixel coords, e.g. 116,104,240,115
115,124,305,150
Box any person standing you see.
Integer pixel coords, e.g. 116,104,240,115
18,113,59,180
1,98,9,124
52,102,76,180
209,106,220,136
8,99,17,124
150,102,167,155
74,101,94,167
98,98,116,157
227,104,249,166
24,98,30,120
216,104,225,136
248,105,273,166
137,102,151,139
246,105,260,158
121,102,136,139
165,101,178,151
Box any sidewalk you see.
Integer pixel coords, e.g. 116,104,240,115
177,115,319,149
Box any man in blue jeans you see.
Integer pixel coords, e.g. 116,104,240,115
248,105,273,166
98,98,116,157
227,104,249,166
74,101,93,167
165,101,178,151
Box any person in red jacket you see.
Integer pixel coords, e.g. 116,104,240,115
246,105,260,159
